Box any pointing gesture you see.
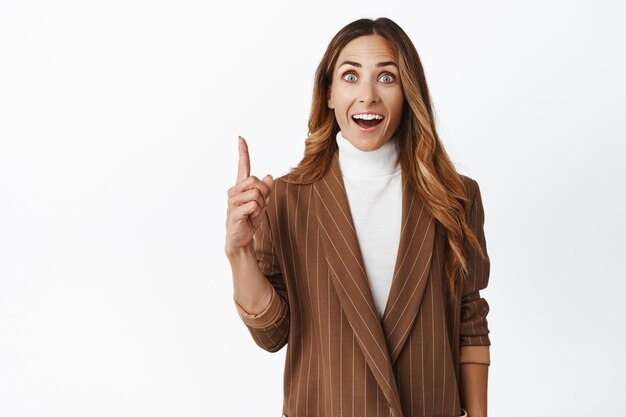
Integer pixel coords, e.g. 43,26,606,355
226,136,274,254
237,135,251,183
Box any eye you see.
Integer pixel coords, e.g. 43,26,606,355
342,73,358,82
379,73,395,83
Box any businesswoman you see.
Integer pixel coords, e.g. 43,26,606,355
225,17,492,417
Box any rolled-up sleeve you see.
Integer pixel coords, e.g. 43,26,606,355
234,282,285,329
459,179,491,365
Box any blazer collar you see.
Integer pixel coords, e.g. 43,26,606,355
312,150,435,417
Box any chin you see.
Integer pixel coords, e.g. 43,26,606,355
353,138,385,152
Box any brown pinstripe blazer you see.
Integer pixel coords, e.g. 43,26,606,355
234,150,492,417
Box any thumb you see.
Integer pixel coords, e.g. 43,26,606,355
262,174,274,197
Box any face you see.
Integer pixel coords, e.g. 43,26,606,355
327,35,404,152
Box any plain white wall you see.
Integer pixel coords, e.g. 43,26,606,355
1,1,625,416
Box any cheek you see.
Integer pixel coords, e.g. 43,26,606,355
387,98,404,132
392,96,404,120
333,100,350,120
382,89,404,115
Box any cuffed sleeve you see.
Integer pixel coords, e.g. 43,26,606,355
234,283,285,329
236,203,290,352
459,345,491,365
460,178,492,349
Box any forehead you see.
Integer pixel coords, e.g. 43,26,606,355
336,35,396,63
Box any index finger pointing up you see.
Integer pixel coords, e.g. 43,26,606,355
237,136,251,183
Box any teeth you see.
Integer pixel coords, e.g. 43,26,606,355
352,114,384,120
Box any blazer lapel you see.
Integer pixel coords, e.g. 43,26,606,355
381,170,435,366
313,150,403,415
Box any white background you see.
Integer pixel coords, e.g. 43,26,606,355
1,1,625,416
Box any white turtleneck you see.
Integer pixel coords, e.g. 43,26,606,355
336,130,402,320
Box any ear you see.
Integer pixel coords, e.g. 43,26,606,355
327,88,334,109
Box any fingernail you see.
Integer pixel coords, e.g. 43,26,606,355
265,197,270,205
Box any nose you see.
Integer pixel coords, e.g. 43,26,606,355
358,79,379,104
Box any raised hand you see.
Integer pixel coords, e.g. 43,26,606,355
225,136,274,254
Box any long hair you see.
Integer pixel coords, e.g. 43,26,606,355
282,17,485,300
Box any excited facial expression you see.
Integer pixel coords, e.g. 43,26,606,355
328,35,405,152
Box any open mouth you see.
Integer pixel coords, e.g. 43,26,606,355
352,113,385,129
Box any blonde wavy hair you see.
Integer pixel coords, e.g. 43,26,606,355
282,17,485,299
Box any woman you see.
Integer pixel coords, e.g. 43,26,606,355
225,17,491,417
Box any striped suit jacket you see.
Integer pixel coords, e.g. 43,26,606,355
234,150,492,417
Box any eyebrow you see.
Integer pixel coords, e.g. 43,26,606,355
337,60,398,69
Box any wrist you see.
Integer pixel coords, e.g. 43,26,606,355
225,242,255,261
